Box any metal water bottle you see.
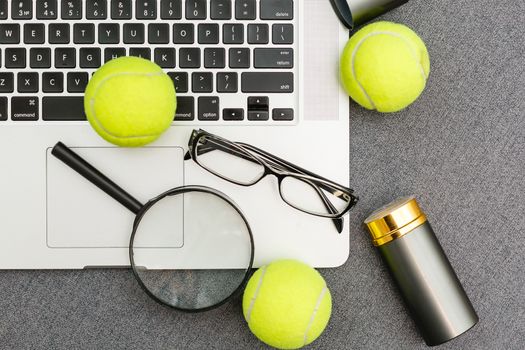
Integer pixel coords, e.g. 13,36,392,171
364,197,478,346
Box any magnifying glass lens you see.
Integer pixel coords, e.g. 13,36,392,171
130,189,253,311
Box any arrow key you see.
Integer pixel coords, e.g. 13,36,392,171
272,108,294,121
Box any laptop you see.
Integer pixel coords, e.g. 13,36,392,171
0,0,350,269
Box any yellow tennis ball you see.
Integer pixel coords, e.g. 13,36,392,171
242,260,332,349
341,21,430,113
84,56,176,147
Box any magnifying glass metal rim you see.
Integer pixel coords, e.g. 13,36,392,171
129,185,255,313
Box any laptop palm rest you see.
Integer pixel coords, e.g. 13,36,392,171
46,146,185,249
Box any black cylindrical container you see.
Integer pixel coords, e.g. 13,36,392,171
364,197,478,346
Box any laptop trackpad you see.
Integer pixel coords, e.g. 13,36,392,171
46,147,185,248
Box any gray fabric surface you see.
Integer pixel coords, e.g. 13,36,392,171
1,0,524,349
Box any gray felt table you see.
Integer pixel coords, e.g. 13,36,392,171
1,0,524,349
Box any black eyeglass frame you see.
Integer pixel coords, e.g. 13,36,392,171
185,129,359,229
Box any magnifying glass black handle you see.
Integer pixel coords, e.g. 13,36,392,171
52,142,143,215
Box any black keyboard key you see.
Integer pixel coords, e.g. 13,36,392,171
87,0,107,19
186,0,206,19
36,0,58,19
55,47,76,68
24,24,45,44
179,48,200,68
123,23,145,44
80,48,102,68
129,47,151,60
173,23,194,44
223,108,244,121
242,72,293,93
136,0,157,19
30,48,51,68
43,72,64,93
11,97,38,121
0,24,20,44
247,97,269,121
111,0,131,19
272,24,293,44
216,72,238,93
62,0,82,19
192,72,213,93
0,1,7,20
104,47,126,62
98,23,119,44
154,48,176,68
49,23,70,44
235,0,255,20
198,97,219,121
148,23,169,44
5,48,26,68
223,24,243,44
174,96,194,121
254,48,293,68
229,48,250,68
17,72,39,93
204,48,225,69
248,111,269,121
43,96,86,121
198,24,219,44
74,24,95,44
260,0,293,20
168,72,188,93
211,0,231,20
0,73,14,93
248,24,269,44
272,108,294,121
67,72,89,93
0,97,6,121
11,0,32,19
161,0,182,19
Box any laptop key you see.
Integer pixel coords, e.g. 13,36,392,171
0,24,20,44
173,24,194,44
241,72,293,93
179,48,200,68
43,72,64,93
30,48,52,68
168,72,188,93
260,0,293,20
223,108,244,121
43,96,86,121
236,0,256,20
272,108,294,121
98,23,120,44
248,24,269,44
36,0,58,19
67,72,89,93
174,96,195,121
161,0,182,19
11,0,32,19
272,24,293,44
254,48,293,68
62,0,82,19
198,24,219,44
17,72,39,93
74,24,95,44
0,1,7,20
86,0,107,19
155,48,176,68
186,0,206,19
198,96,220,121
24,24,45,44
211,0,232,20
223,24,243,44
0,97,6,121
104,47,126,62
129,47,151,60
136,0,157,19
111,0,132,19
124,23,145,44
55,48,76,68
5,48,26,68
0,73,14,93
49,23,70,44
216,72,238,93
192,72,213,93
80,48,101,68
229,48,250,68
148,23,170,44
11,97,39,121
204,48,225,68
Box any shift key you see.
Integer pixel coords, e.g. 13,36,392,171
43,97,86,121
242,72,293,93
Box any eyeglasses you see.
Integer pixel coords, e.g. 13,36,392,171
185,129,359,233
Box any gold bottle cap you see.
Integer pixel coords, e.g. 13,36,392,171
364,196,427,246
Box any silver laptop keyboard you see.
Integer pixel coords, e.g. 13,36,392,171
0,0,296,123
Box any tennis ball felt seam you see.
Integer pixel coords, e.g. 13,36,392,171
302,286,328,346
245,265,268,323
89,72,167,140
351,31,427,110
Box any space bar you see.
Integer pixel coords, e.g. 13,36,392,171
43,97,87,121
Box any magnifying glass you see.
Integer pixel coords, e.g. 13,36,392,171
52,142,254,312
